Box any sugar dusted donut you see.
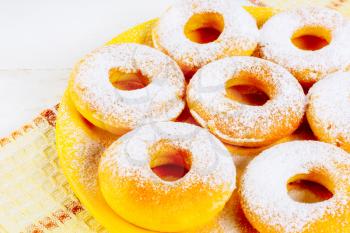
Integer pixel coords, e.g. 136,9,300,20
152,0,259,75
307,72,350,152
98,122,236,232
259,7,350,87
240,141,350,233
69,43,185,135
187,56,306,147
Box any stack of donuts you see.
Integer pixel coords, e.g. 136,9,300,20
57,0,350,232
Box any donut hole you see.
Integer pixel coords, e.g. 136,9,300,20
291,27,331,51
287,173,334,203
149,140,192,181
225,76,270,106
184,12,224,44
109,68,150,91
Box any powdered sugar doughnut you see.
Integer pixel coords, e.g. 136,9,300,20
98,122,236,232
187,56,306,147
69,43,186,135
259,7,350,87
307,72,350,153
152,0,259,75
240,141,350,233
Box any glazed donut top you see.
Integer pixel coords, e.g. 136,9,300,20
240,140,350,233
69,43,185,134
308,72,350,145
153,0,259,73
99,122,235,192
260,7,350,84
187,56,305,145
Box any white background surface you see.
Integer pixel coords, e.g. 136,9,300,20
0,0,173,137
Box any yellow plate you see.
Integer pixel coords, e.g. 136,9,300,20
56,6,313,233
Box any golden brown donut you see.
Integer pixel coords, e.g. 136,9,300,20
307,71,350,152
69,43,186,135
187,56,306,147
259,7,350,87
98,122,236,232
240,140,350,233
153,0,259,75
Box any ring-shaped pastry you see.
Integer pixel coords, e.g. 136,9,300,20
153,0,259,75
187,56,306,147
240,140,350,233
98,122,236,232
307,71,350,153
259,7,350,86
69,43,186,135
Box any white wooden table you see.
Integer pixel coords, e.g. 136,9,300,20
0,0,251,138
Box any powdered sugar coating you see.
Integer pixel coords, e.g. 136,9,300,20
99,122,235,195
187,56,306,147
240,141,350,233
259,7,350,86
99,122,236,231
153,0,259,74
69,43,186,135
307,72,350,152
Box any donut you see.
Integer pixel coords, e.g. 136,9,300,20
307,72,350,153
259,7,350,87
98,122,236,232
240,140,350,233
187,56,306,147
69,43,186,135
152,0,259,75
